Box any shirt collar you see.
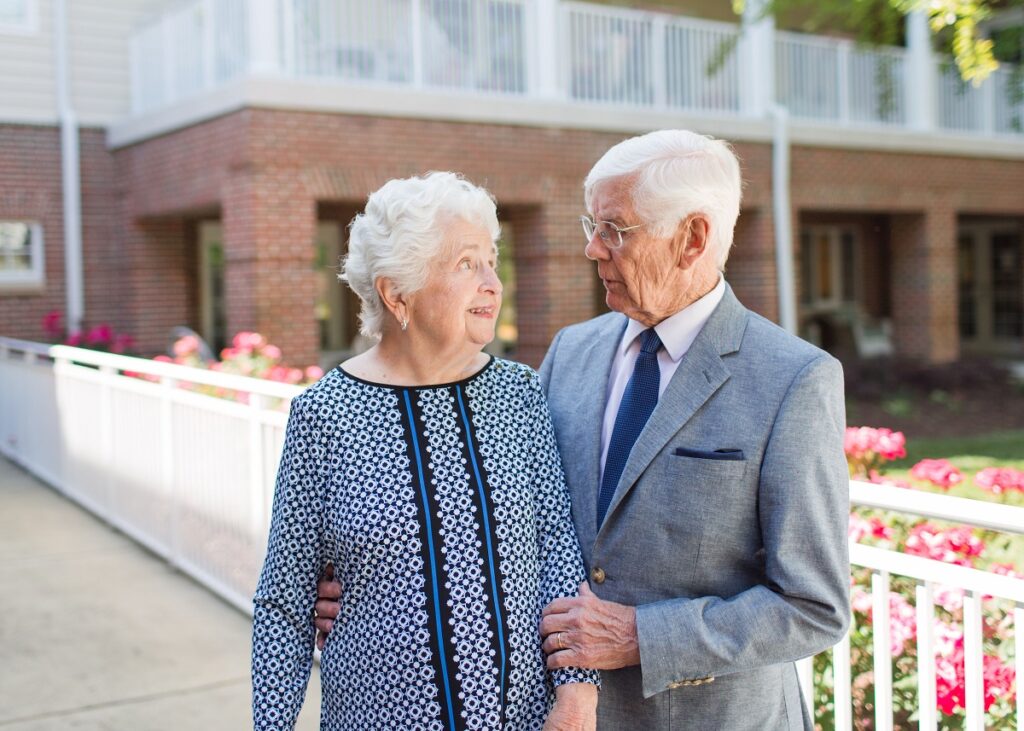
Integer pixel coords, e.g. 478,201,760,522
619,276,726,362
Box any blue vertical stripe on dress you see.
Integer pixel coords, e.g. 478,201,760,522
455,384,508,711
402,388,456,731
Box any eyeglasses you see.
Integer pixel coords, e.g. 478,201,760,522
580,215,642,250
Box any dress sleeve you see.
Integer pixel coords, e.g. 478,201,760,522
527,375,601,690
251,394,328,729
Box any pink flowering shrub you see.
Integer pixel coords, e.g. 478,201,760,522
844,426,907,477
909,459,964,490
974,467,1024,496
41,310,135,354
147,331,324,405
824,426,1022,729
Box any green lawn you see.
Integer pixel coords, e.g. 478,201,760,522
894,429,1024,471
883,429,1024,508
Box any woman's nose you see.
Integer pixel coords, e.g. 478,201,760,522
480,265,502,294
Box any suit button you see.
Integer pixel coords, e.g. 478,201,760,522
590,567,606,584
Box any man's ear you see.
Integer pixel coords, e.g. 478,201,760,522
673,215,711,269
375,276,407,325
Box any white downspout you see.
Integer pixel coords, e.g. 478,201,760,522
770,104,798,335
54,0,84,334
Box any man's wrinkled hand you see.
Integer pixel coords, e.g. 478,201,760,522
540,582,640,670
314,563,342,651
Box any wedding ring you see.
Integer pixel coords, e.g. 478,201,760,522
557,632,566,650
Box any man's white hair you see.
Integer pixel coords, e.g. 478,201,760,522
583,129,742,270
341,171,500,338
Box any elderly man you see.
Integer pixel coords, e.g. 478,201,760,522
316,129,850,730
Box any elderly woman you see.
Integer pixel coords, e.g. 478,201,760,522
251,172,599,730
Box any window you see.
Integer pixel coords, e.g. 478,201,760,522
0,221,44,289
0,0,37,35
799,225,859,311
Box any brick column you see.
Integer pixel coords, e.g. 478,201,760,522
511,199,596,368
727,206,780,323
890,207,958,362
221,171,319,367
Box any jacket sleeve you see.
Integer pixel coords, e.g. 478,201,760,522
251,394,328,729
538,327,565,395
527,375,601,690
634,354,851,698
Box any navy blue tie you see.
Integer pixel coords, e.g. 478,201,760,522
597,328,662,527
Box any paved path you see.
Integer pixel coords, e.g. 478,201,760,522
0,456,321,730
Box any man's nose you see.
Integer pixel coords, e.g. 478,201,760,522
585,234,611,261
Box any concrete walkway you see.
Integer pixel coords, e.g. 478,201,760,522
0,456,321,730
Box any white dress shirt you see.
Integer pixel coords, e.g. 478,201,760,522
599,276,726,479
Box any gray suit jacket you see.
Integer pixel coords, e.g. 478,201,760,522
539,285,850,731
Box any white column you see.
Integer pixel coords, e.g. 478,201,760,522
532,0,560,98
248,0,281,76
739,0,775,117
53,0,84,336
906,10,935,131
770,105,798,335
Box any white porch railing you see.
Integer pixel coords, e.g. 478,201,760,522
127,0,1023,139
2,337,1022,726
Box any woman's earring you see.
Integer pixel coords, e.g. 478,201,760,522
401,317,408,331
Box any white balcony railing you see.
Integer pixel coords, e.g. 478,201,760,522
2,337,1022,728
126,0,1023,139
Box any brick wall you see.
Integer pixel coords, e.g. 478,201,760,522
7,112,1024,366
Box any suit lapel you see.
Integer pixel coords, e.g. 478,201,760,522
600,286,748,530
564,315,626,552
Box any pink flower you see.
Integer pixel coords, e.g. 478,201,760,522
910,459,964,490
850,584,873,614
286,368,303,384
305,365,324,381
904,523,985,567
153,355,173,364
220,347,240,361
867,470,914,489
991,562,1023,580
974,467,1024,495
933,585,965,612
42,310,62,336
86,324,113,345
65,331,83,346
844,426,907,461
110,334,134,354
848,514,894,544
261,344,282,361
933,624,1016,716
232,331,266,352
173,335,200,358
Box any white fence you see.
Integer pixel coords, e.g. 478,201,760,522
2,337,1023,726
127,0,1023,139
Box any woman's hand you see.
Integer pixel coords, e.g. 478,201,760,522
542,682,597,731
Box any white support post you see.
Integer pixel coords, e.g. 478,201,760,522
247,0,281,76
871,571,893,731
411,0,424,87
161,376,179,567
832,632,852,731
650,13,667,109
906,11,935,131
915,582,937,731
100,365,116,517
1016,606,1023,731
201,0,215,89
837,41,851,124
249,394,270,537
529,0,560,97
739,0,774,117
980,76,996,134
795,657,814,720
769,105,798,335
962,592,984,731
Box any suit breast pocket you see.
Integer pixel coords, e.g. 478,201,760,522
629,454,750,590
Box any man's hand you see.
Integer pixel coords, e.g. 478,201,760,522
314,564,342,650
542,682,598,731
540,582,640,670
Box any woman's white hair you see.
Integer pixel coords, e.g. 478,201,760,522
583,129,742,270
340,171,500,338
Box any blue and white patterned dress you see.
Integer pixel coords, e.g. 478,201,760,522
252,356,598,730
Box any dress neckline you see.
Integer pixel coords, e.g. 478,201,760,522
335,354,495,390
